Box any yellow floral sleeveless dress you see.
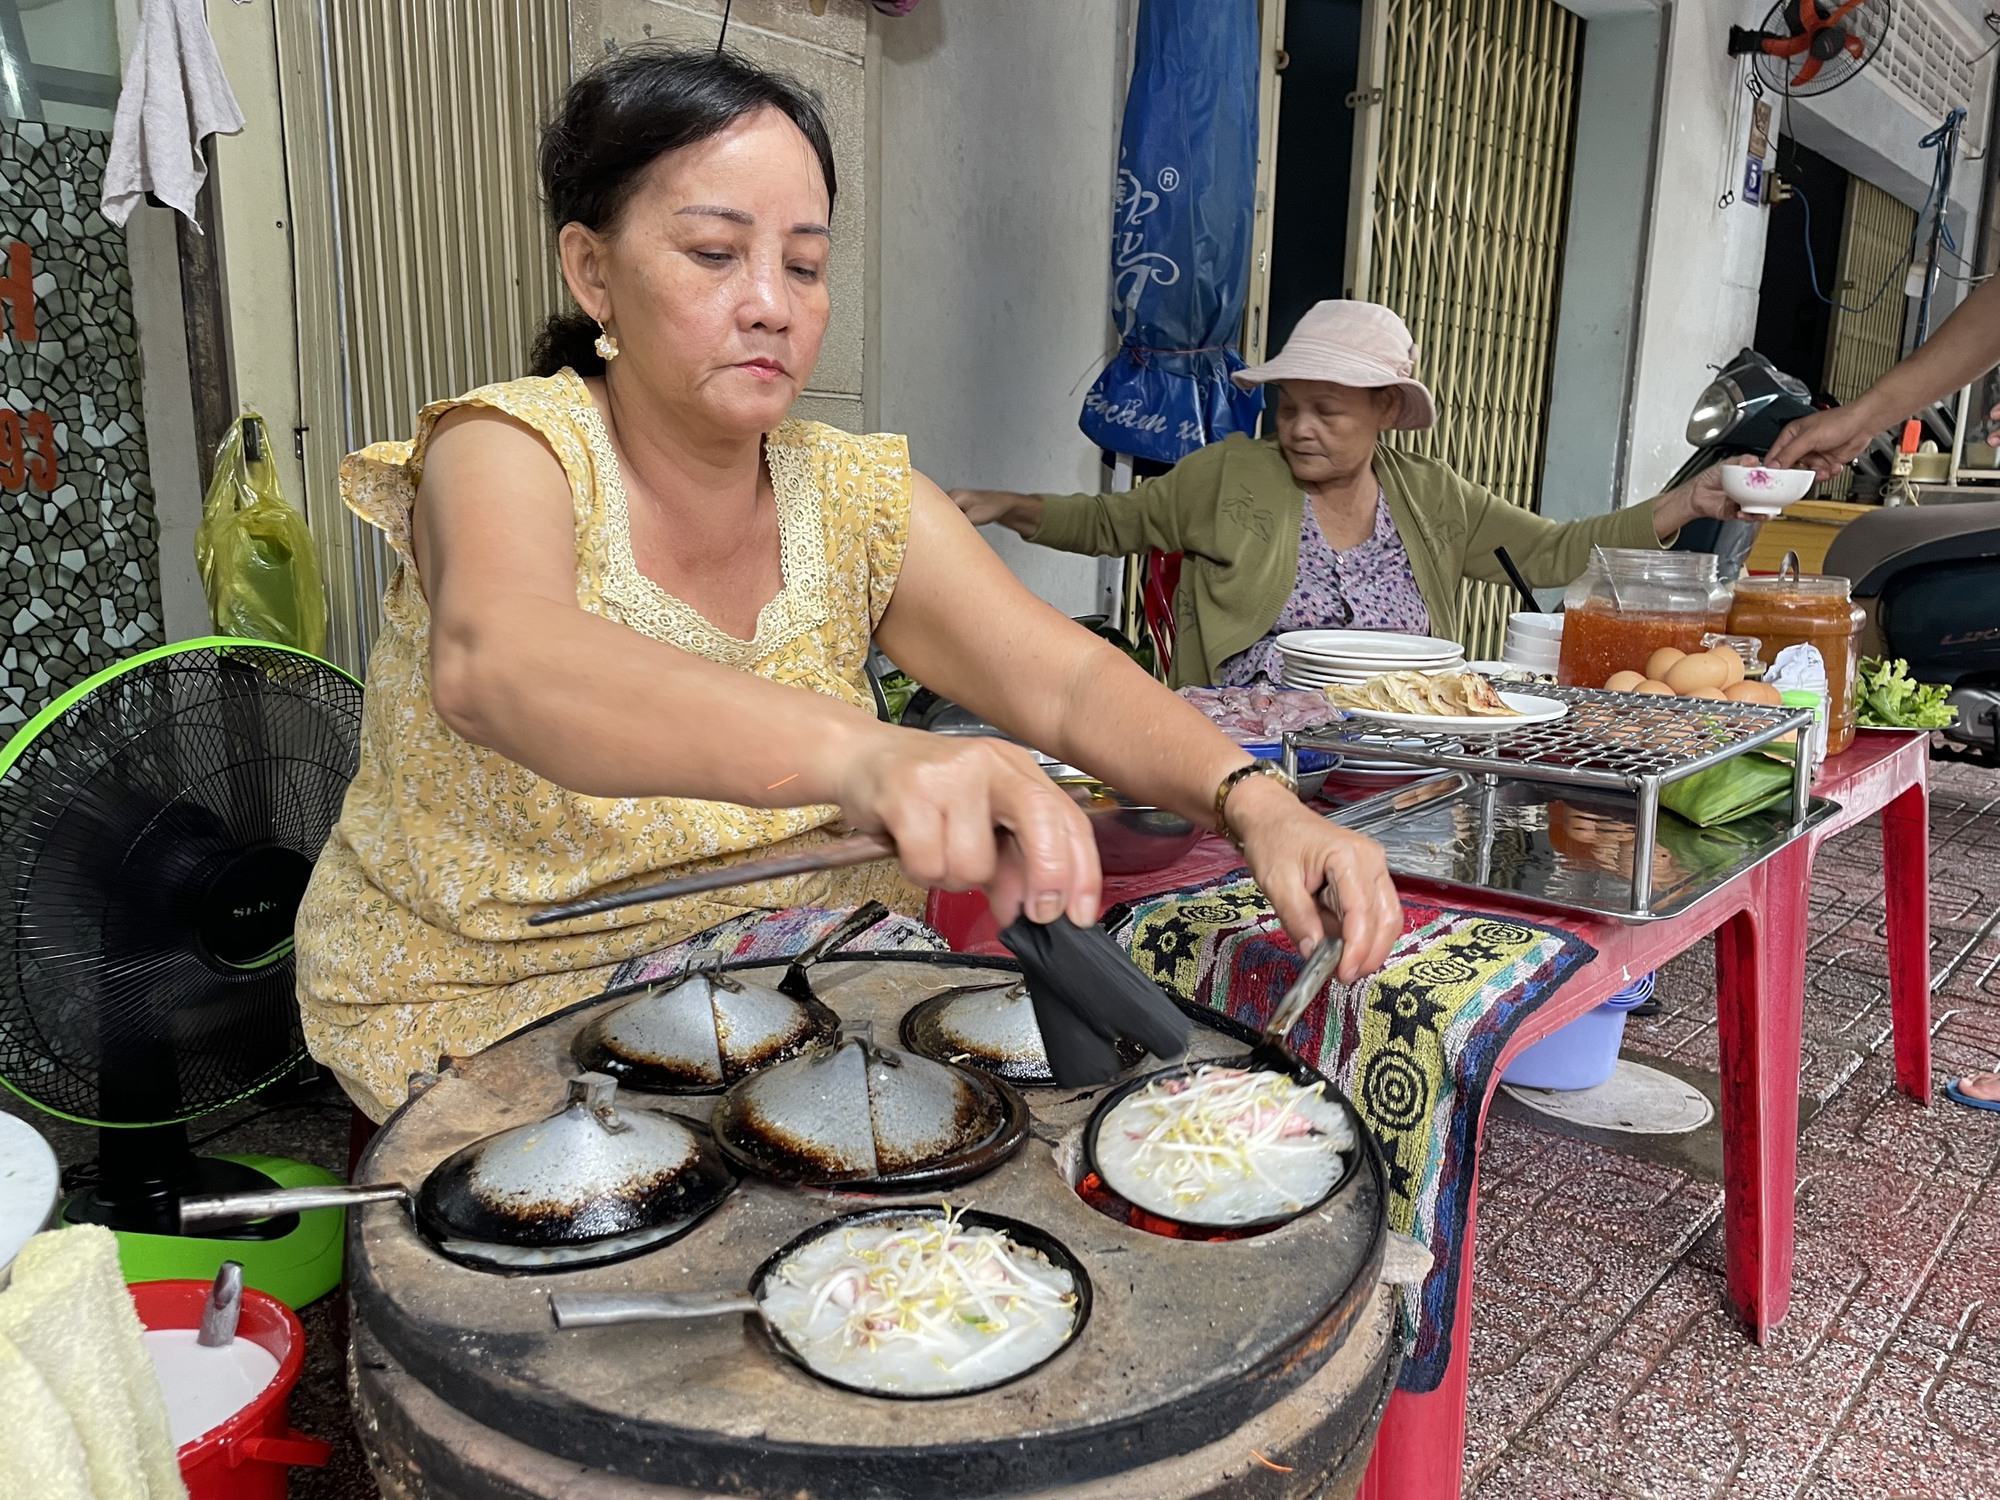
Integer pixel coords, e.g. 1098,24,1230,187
295,369,921,1120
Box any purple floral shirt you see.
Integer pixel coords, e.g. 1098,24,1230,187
1219,492,1432,686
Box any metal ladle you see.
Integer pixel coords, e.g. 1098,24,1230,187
197,1261,243,1347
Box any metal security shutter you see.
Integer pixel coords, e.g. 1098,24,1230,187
1823,176,1918,404
1353,0,1582,658
274,2,571,672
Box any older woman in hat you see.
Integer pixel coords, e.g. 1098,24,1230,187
955,301,1752,688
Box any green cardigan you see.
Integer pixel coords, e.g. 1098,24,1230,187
1032,435,1668,688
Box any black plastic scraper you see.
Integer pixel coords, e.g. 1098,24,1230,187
999,916,1191,1087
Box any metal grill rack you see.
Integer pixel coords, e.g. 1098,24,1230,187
1284,685,1817,916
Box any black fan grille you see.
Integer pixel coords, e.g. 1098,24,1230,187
0,645,362,1124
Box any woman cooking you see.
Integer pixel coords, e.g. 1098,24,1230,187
294,48,1400,1123
954,301,1756,688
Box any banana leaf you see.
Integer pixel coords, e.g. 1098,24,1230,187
1659,746,1797,829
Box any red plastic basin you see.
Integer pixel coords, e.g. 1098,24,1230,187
129,1279,331,1500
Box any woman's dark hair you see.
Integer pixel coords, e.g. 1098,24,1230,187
530,47,838,378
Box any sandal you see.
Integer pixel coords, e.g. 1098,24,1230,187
1945,1072,2000,1113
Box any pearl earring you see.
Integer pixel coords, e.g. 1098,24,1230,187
594,323,620,361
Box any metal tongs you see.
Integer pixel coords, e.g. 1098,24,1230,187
1244,935,1346,1077
529,771,1466,931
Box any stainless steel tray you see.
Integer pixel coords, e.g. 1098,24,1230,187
1286,685,1819,918
1324,772,1837,923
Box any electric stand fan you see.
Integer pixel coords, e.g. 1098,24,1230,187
0,639,363,1306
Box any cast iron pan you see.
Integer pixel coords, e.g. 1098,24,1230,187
570,903,886,1094
898,980,1146,1087
550,1204,1093,1400
709,1036,1032,1192
181,1077,738,1274
1081,1053,1366,1236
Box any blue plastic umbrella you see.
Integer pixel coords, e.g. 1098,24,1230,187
1079,0,1265,466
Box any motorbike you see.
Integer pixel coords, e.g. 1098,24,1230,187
1824,502,2000,767
1664,348,1957,577
1654,348,2000,765
1663,349,1818,576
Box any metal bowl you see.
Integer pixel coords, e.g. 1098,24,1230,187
1042,764,1205,874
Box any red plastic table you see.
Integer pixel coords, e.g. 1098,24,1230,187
1798,729,1932,1102
924,730,1932,1499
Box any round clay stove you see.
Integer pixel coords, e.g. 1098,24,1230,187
347,954,1397,1499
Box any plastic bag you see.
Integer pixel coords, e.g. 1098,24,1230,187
195,413,328,656
1765,644,1829,770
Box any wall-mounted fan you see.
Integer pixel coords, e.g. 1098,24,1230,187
1729,0,1893,96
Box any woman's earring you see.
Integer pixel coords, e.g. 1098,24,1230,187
594,323,620,361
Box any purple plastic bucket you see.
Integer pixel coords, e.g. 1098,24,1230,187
1500,972,1656,1091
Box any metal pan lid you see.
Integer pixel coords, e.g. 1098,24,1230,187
710,1029,1027,1190
574,967,839,1094
900,981,1142,1087
415,1074,737,1250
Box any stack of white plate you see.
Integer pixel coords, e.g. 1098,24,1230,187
1274,630,1466,690
1501,612,1563,676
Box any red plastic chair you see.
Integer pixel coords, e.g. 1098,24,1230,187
1140,549,1181,680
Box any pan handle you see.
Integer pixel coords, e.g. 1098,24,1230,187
792,900,891,971
178,1183,411,1231
550,1289,760,1328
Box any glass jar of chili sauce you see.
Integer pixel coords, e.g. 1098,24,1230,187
1557,549,1733,688
1728,572,1866,755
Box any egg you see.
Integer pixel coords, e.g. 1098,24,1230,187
1707,646,1747,687
1724,680,1783,705
1604,670,1647,692
1645,647,1686,681
1633,679,1675,695
1664,652,1731,695
1684,686,1728,700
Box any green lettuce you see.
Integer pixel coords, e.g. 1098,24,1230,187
1856,657,1958,729
875,669,921,725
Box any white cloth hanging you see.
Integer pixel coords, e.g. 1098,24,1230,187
99,0,246,231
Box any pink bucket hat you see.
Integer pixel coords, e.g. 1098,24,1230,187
1233,300,1437,431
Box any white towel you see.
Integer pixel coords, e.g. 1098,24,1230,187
0,1329,95,1500
100,0,246,230
0,1225,186,1500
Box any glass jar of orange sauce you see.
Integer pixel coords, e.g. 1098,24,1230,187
1728,573,1866,755
1558,549,1733,687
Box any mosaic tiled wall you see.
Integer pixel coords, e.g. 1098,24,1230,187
0,122,160,734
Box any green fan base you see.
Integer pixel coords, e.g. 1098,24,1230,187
71,1154,346,1309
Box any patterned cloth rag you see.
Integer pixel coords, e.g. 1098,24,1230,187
1108,876,1597,1393
610,905,946,990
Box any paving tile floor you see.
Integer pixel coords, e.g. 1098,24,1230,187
1465,756,2000,1499
4,758,1995,1499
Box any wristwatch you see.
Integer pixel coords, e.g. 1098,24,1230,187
1212,759,1296,849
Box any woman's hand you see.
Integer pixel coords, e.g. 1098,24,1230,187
948,488,1044,538
1223,775,1402,985
1763,402,1891,479
834,729,1101,928
1650,454,1759,536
